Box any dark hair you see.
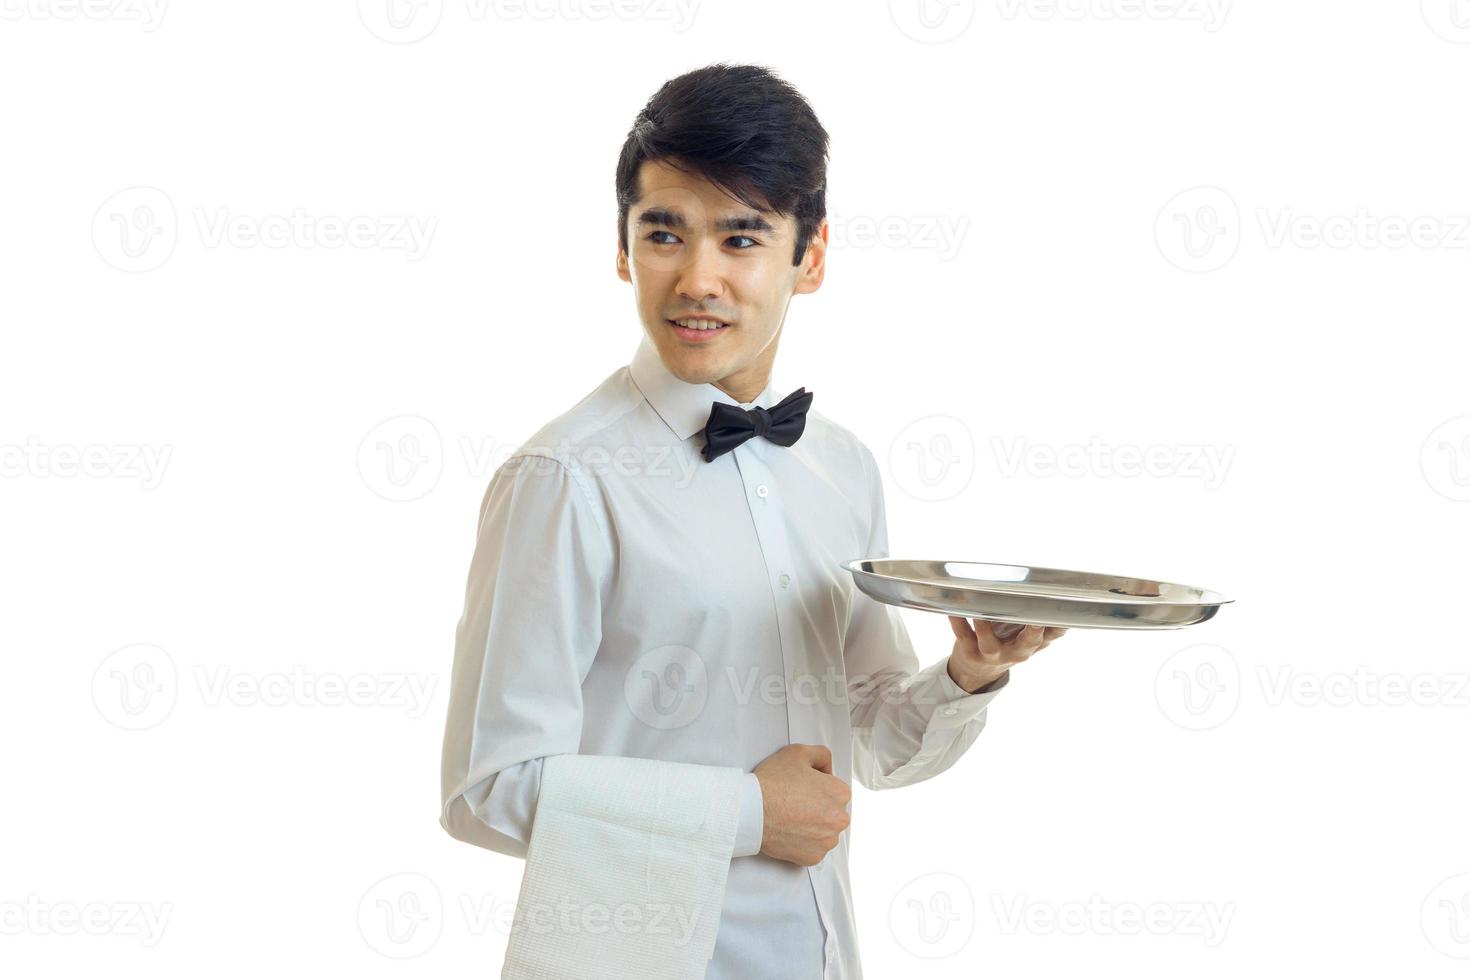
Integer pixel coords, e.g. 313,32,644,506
616,64,830,267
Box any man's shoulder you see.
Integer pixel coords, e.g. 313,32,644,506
803,404,880,482
508,365,646,469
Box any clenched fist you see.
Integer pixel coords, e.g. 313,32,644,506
753,744,851,867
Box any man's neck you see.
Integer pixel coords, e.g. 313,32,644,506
711,330,781,404
712,374,768,405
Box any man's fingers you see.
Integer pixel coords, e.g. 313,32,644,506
1011,628,1046,658
958,619,1070,663
990,621,1025,642
1000,624,1047,662
807,744,833,774
969,619,1002,656
1031,627,1066,653
1025,626,1067,657
954,621,1066,671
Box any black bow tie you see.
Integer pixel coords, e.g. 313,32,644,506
700,387,814,462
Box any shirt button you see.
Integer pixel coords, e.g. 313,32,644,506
756,484,768,498
943,706,958,716
779,573,790,589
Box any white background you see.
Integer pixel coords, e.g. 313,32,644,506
3,0,1469,977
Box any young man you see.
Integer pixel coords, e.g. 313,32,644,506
439,63,1065,979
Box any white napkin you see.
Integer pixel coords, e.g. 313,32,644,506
501,754,745,980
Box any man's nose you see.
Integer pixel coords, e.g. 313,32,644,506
675,239,726,301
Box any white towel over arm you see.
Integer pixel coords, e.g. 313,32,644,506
502,754,744,979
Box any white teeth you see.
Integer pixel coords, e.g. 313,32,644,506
674,318,725,330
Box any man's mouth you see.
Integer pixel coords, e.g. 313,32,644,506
667,317,732,339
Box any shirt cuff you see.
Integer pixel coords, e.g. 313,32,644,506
920,658,1010,731
732,772,764,858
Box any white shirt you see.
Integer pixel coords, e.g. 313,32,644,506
439,332,1009,979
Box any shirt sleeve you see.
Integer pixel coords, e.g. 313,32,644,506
452,763,765,859
733,772,764,858
438,452,766,860
844,445,1010,791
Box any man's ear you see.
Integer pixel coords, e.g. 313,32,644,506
616,220,631,283
792,218,829,295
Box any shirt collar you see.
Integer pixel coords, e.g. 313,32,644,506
628,332,781,443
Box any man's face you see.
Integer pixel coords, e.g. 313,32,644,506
617,158,827,403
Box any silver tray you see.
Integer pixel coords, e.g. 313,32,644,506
842,558,1231,630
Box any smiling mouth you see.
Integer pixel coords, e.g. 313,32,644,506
667,318,733,336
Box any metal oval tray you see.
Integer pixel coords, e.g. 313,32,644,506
842,558,1231,630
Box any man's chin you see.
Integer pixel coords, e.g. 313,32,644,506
662,348,726,381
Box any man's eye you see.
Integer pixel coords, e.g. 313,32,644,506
647,231,680,245
728,236,759,249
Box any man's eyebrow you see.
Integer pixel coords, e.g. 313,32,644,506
635,207,778,234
